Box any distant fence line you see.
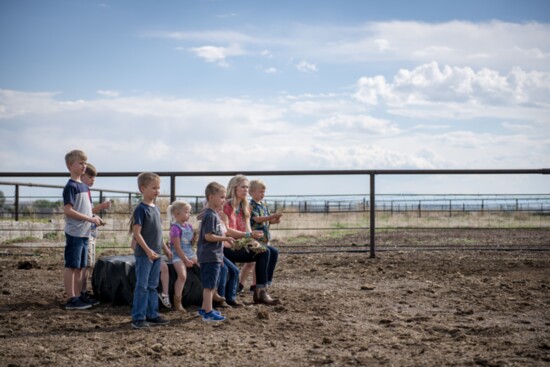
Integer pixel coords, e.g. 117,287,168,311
1,168,548,257
2,184,549,218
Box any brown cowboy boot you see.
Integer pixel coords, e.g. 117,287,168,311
254,289,280,305
212,292,226,303
173,295,185,311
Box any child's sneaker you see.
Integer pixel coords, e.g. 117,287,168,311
64,297,92,310
80,292,100,306
202,311,225,322
237,283,244,294
157,293,172,308
249,284,256,294
146,316,170,326
131,320,150,329
197,308,222,317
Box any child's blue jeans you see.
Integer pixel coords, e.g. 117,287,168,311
217,257,240,302
132,256,160,322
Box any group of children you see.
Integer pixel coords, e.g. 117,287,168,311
62,149,282,328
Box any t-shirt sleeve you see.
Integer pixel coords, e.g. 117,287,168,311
170,224,182,240
133,205,146,227
63,184,77,207
202,213,217,235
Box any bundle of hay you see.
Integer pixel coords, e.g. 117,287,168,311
231,237,267,253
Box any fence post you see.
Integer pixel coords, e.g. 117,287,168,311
15,184,19,221
128,193,132,214
170,175,176,203
369,173,375,258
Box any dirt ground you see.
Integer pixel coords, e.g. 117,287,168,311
0,230,549,367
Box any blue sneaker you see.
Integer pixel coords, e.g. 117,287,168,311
202,311,225,322
197,308,221,317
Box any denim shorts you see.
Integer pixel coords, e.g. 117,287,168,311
200,262,221,289
64,233,88,269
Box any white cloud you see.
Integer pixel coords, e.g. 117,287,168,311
149,21,550,72
263,67,278,74
97,90,120,98
1,88,548,181
296,60,318,73
316,114,400,135
189,44,246,66
354,62,550,121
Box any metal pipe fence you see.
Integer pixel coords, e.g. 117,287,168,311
1,169,549,257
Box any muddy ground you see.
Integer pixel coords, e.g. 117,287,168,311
0,229,549,367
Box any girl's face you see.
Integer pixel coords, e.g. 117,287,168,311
175,207,191,223
235,180,249,201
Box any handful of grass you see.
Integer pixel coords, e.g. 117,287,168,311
231,238,267,253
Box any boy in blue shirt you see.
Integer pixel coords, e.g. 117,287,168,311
62,150,103,310
197,182,235,322
130,172,169,329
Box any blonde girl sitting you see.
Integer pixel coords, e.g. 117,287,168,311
167,200,197,311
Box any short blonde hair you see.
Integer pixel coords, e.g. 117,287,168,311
249,179,266,193
137,172,160,191
65,150,87,168
205,182,225,200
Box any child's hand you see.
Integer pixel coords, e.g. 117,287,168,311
147,250,160,262
101,200,112,210
252,231,263,240
183,258,194,268
166,249,173,260
90,216,103,226
226,237,235,246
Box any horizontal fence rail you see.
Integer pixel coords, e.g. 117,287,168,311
1,169,548,257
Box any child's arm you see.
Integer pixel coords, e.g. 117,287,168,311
92,200,112,214
225,227,263,241
130,237,136,250
252,213,282,224
172,236,194,267
162,241,173,260
205,233,235,246
64,204,102,226
132,224,160,261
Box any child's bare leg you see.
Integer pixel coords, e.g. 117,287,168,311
72,268,84,298
81,267,91,293
202,288,214,313
160,261,169,296
239,262,255,286
173,262,187,297
63,268,76,299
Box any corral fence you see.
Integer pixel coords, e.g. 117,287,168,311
0,169,549,257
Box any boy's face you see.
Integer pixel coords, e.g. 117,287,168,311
251,187,265,202
209,190,226,210
82,173,96,187
68,159,87,178
140,179,161,201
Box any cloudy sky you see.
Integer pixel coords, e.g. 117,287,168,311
1,0,549,196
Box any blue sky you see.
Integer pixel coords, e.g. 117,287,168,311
0,0,549,197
